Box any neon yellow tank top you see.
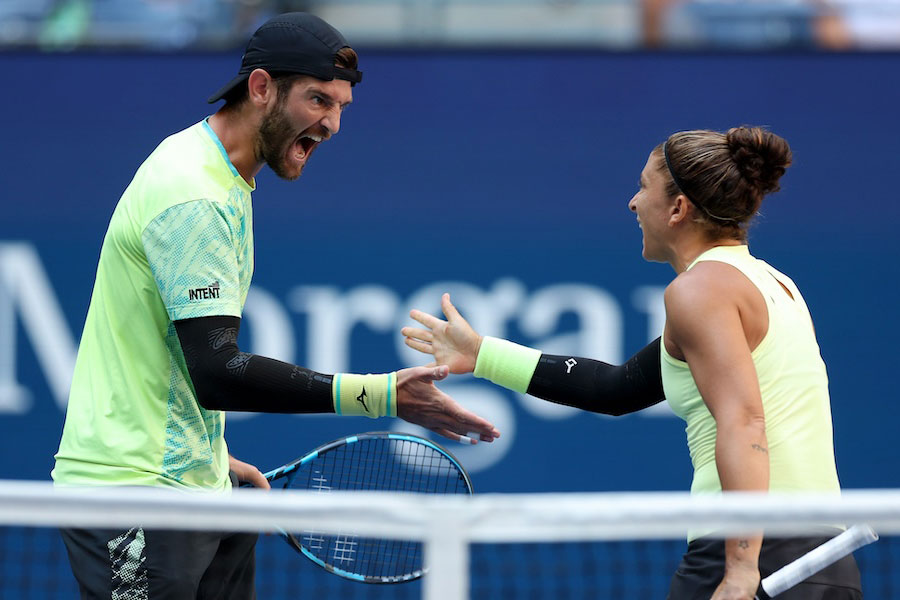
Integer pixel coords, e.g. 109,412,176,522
662,246,841,508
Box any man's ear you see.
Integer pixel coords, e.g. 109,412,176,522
247,69,276,108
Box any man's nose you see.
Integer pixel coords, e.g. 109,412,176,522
321,107,341,137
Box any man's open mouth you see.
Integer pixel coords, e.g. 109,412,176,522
295,133,322,161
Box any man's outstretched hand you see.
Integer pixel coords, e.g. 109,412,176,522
396,365,499,444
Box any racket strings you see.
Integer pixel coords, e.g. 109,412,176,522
285,436,469,581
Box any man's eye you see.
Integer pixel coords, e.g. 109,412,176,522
312,96,324,105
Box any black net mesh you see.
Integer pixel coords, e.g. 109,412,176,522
2,526,896,599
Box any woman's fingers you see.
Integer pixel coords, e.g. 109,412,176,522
401,326,433,342
441,293,464,322
404,336,434,354
409,309,445,329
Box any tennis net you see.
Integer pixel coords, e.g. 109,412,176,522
1,481,899,599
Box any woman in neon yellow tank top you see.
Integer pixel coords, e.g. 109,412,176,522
402,127,861,599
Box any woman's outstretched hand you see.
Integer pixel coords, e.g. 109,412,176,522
402,293,483,375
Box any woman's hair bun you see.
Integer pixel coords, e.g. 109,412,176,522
726,126,792,195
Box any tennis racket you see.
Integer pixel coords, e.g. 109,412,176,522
755,524,878,598
248,431,473,583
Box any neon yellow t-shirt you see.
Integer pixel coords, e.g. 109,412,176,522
52,119,255,490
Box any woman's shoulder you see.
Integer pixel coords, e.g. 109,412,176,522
668,260,749,298
666,261,756,323
666,258,767,341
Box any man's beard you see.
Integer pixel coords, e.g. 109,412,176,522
257,103,303,181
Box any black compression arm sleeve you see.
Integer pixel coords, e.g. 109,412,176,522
526,338,665,416
174,315,334,413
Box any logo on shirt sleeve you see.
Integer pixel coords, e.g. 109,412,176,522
188,281,220,301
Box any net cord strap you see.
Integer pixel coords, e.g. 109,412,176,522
4,483,900,539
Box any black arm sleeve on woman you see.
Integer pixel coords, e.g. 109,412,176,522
526,337,665,416
174,315,334,413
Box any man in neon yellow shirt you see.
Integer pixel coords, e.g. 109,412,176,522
52,12,499,599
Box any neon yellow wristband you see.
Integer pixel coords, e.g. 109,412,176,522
473,336,541,393
333,372,397,418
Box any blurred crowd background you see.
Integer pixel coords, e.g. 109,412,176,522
1,0,899,51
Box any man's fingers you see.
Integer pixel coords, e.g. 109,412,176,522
409,364,449,381
243,469,271,490
439,417,498,443
450,407,500,440
430,365,449,380
465,418,500,440
253,472,272,490
432,428,479,445
404,337,434,355
409,309,444,329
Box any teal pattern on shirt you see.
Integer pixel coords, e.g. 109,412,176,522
142,192,251,483
161,321,224,483
142,192,253,322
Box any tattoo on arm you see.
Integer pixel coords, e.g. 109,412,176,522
751,443,768,454
738,539,750,549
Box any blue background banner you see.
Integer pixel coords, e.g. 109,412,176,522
2,51,898,497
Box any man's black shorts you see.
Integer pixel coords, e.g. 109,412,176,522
668,528,863,599
60,526,258,600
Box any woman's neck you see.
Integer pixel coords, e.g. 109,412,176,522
668,237,744,274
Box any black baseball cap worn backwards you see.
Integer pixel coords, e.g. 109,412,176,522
207,12,362,104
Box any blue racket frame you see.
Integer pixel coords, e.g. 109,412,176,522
250,431,473,583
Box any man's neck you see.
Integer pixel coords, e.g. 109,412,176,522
207,110,263,185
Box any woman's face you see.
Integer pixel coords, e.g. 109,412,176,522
628,152,676,263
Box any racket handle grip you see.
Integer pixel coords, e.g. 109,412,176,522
755,524,877,599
